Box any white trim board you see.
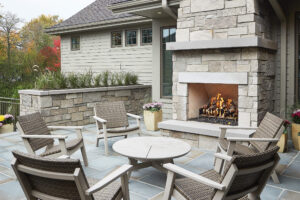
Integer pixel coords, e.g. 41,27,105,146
166,37,277,51
178,72,248,84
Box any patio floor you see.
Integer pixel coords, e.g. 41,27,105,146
0,121,300,200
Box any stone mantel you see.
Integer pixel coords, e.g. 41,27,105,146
178,72,248,85
19,85,151,96
166,37,277,51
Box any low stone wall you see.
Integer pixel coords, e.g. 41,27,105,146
19,85,151,126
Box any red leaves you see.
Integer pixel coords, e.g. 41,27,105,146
39,38,61,71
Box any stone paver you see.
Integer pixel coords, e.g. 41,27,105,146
0,122,300,200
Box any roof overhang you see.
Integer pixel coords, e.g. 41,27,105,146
108,0,180,18
45,16,151,35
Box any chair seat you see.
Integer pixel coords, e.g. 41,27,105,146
101,126,139,134
88,178,121,200
175,169,249,200
40,138,83,157
219,139,258,155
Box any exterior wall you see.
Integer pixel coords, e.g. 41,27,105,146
19,86,151,126
60,24,153,85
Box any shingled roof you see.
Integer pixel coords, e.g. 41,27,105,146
48,0,133,31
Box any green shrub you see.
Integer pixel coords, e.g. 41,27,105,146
94,74,102,87
54,73,67,89
129,73,138,85
115,72,124,86
78,71,93,88
35,72,56,89
67,73,79,88
124,72,131,86
101,71,109,87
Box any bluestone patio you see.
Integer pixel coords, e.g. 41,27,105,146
0,121,300,200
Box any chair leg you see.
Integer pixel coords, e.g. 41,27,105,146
104,136,109,156
81,145,89,166
271,171,280,184
96,137,100,147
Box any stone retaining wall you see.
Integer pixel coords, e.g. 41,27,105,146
19,85,151,126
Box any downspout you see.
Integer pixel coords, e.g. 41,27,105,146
162,0,177,20
268,0,287,118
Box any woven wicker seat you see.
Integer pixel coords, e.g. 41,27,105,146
216,112,284,184
93,101,141,155
12,151,132,200
17,112,88,166
163,146,280,200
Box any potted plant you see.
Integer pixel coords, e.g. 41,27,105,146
0,114,14,134
143,102,163,131
291,109,300,150
277,120,290,153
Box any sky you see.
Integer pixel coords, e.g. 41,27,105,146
1,0,96,24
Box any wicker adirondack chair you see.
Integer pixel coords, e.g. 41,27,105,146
162,146,280,200
93,101,141,155
216,112,284,183
16,112,88,166
12,150,132,200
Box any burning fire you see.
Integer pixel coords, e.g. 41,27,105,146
199,93,238,119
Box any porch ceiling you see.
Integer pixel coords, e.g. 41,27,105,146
108,0,180,19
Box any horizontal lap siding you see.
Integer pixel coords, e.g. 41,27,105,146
61,29,153,85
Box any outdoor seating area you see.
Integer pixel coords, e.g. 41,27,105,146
0,113,300,199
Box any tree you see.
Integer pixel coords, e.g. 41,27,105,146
21,15,62,51
0,12,21,67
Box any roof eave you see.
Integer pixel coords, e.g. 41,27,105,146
45,16,151,35
108,0,180,14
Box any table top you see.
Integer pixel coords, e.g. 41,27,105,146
112,137,191,160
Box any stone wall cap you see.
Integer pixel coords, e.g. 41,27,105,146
19,85,151,96
158,120,255,138
166,37,277,51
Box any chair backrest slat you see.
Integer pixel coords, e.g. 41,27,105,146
94,101,129,129
251,112,284,151
18,112,54,151
215,146,279,199
12,151,93,200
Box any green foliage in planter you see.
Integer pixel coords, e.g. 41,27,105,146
34,70,139,90
67,73,79,88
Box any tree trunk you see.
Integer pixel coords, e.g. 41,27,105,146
6,34,11,67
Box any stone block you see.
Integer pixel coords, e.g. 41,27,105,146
44,115,63,123
61,99,74,108
63,114,71,120
50,108,68,115
214,32,228,39
203,54,225,61
237,63,251,72
177,84,188,97
246,0,257,14
21,95,32,107
40,96,52,108
71,112,83,121
238,14,255,23
74,98,83,104
84,111,93,117
180,0,190,7
176,28,190,42
205,16,237,29
239,96,253,108
187,64,209,72
238,85,248,96
83,92,102,102
223,61,237,72
178,19,194,29
78,106,88,112
238,111,251,126
228,27,248,35
190,30,213,41
242,48,258,59
225,0,246,8
115,90,131,97
208,61,223,72
68,107,79,113
191,0,224,12
66,94,77,99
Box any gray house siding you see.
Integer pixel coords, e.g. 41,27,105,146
60,27,153,85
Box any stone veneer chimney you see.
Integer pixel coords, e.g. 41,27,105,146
168,0,280,127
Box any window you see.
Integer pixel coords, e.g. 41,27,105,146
126,30,137,46
161,27,176,98
71,36,80,51
111,31,122,47
141,28,152,44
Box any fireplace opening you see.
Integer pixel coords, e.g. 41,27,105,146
188,83,238,126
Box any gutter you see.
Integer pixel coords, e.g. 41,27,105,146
268,0,287,118
162,0,177,19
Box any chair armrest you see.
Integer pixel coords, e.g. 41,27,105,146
93,116,107,123
58,155,70,159
214,153,233,162
48,126,84,130
86,164,133,195
21,135,68,139
219,126,257,130
163,163,225,191
126,113,142,120
227,137,279,142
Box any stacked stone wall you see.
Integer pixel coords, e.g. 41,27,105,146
19,86,151,126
